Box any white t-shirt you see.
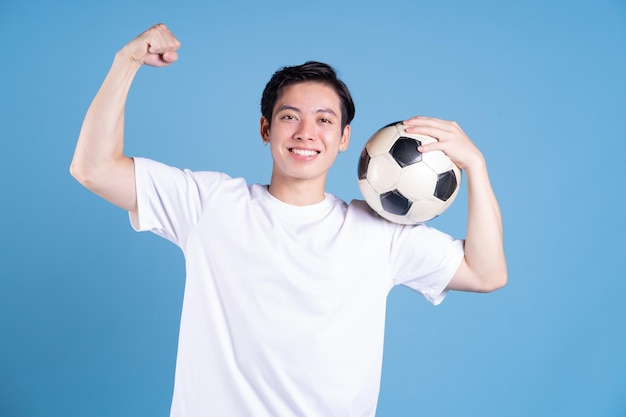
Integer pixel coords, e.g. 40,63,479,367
130,157,464,417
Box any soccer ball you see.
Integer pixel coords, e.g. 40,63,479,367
357,121,462,224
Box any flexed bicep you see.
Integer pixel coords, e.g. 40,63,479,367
71,24,181,213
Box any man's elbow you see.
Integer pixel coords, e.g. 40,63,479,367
69,155,122,189
69,159,94,188
69,160,85,183
481,268,508,293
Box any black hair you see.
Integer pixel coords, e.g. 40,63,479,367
260,61,355,129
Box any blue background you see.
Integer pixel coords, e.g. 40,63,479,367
1,1,625,416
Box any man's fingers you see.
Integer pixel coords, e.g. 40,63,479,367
142,51,179,67
146,37,181,54
161,51,179,63
403,116,464,141
139,24,181,67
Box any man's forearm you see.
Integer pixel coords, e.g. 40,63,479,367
463,161,507,291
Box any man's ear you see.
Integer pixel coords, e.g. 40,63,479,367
340,124,351,151
260,116,270,142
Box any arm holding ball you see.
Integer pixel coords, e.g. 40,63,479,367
403,116,508,293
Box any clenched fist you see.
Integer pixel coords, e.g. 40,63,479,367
120,23,181,67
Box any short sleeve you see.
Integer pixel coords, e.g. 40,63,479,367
130,157,224,246
390,224,465,305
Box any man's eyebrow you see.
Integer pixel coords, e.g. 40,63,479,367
276,105,301,113
276,105,338,118
316,108,338,117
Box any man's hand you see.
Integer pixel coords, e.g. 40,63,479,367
120,23,181,67
402,116,484,172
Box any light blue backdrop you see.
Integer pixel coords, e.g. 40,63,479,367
1,1,625,416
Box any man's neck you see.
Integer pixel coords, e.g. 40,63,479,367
267,177,326,206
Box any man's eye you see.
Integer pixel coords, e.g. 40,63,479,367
282,115,296,120
320,118,331,123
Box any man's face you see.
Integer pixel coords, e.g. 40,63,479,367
260,81,351,190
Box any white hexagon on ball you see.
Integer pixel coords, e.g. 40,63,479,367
365,125,400,156
407,198,448,223
422,149,456,174
366,153,402,193
396,163,438,202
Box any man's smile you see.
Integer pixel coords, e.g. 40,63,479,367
289,148,320,157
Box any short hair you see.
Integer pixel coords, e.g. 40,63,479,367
260,61,356,129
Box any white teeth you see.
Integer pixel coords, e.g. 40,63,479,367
291,148,318,156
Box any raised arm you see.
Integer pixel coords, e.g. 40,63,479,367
403,116,508,293
70,24,180,214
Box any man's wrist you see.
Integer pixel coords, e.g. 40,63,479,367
115,45,144,69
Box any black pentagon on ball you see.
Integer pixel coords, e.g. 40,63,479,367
380,189,411,215
390,137,423,167
358,148,370,180
435,170,458,201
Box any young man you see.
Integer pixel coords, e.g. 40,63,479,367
71,24,506,417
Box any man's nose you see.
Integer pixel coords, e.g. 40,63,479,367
294,118,315,141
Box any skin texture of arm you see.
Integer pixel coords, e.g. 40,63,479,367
403,117,508,293
70,24,180,214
